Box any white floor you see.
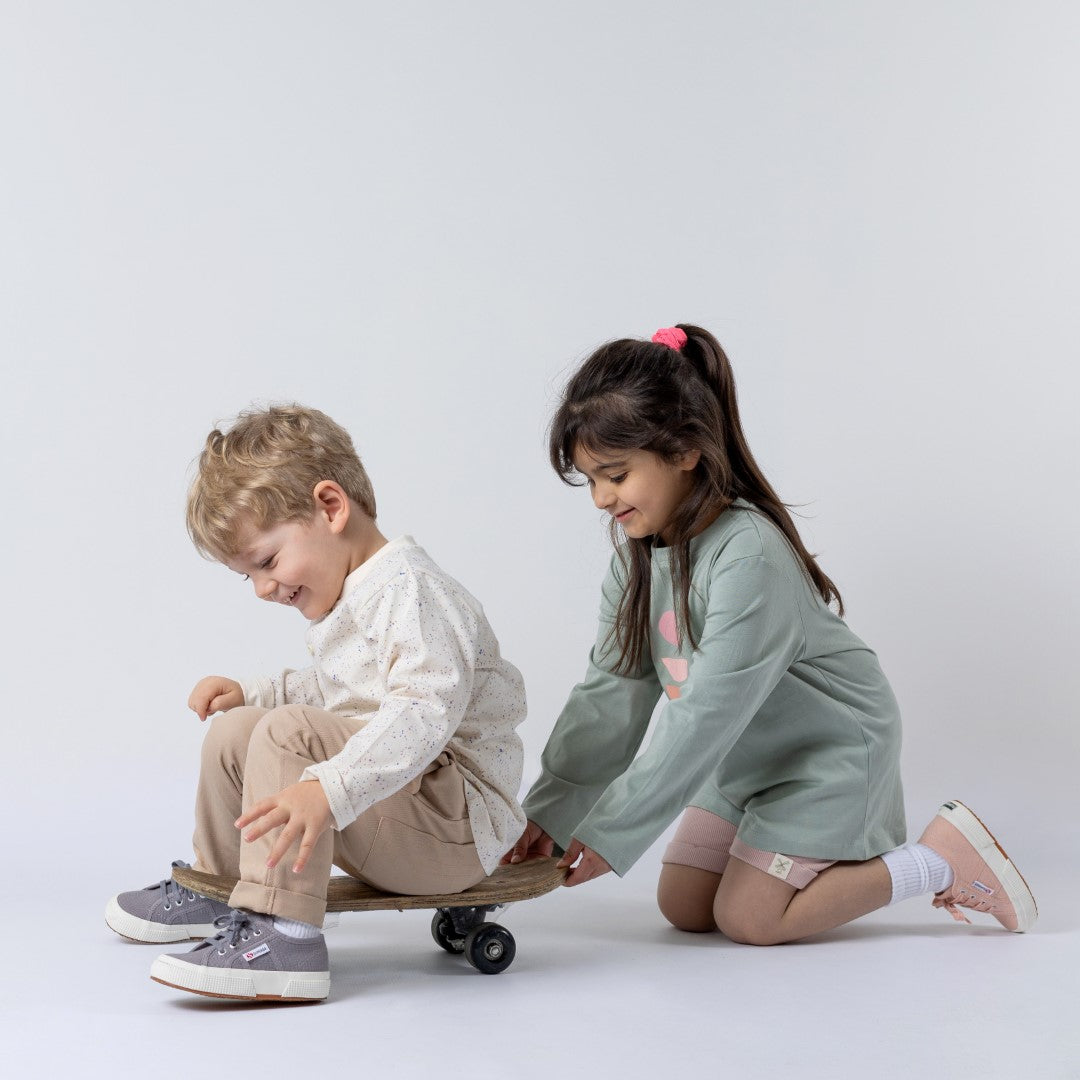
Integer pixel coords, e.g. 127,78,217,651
7,843,1078,1080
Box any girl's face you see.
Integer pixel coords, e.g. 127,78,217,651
572,444,700,544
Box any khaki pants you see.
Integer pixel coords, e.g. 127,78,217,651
192,705,486,926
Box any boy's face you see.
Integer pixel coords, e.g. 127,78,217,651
226,514,350,621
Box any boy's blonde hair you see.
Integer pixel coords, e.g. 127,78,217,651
186,404,377,561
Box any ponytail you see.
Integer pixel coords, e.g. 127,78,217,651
678,324,844,618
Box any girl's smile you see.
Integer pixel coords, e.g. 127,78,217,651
572,445,700,544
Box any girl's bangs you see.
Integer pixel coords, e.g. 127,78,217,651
552,401,641,484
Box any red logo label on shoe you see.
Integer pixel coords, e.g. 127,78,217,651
243,943,271,962
971,880,994,896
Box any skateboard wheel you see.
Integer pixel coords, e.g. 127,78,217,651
464,923,516,974
430,912,465,954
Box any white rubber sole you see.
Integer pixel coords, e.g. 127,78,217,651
938,800,1038,933
105,896,217,943
150,954,330,1002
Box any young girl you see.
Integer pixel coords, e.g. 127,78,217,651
507,324,1036,944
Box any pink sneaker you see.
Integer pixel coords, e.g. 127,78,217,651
918,800,1037,933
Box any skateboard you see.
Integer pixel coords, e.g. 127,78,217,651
171,856,567,975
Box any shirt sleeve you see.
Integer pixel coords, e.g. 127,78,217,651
522,555,663,850
240,667,324,710
300,571,478,830
572,553,805,876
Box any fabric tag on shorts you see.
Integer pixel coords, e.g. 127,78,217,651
767,854,794,880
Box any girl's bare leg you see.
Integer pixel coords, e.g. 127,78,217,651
657,865,723,932
712,857,892,945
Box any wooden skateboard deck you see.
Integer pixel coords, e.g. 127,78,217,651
171,856,568,974
172,856,566,912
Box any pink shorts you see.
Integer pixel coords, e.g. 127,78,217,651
661,806,836,890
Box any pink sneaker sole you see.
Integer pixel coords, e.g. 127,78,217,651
934,800,1038,933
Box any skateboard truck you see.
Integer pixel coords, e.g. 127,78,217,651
430,903,515,974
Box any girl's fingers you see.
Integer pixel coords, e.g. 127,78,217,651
564,866,586,887
510,835,531,863
560,844,612,886
566,856,600,887
557,838,584,869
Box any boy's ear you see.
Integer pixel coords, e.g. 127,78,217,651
312,481,350,533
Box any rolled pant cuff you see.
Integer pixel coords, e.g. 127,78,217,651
229,881,327,927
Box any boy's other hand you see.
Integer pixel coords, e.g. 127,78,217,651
501,819,554,865
188,676,245,721
236,780,332,874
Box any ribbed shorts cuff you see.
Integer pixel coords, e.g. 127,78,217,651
661,841,731,874
729,838,835,890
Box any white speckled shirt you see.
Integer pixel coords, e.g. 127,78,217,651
240,536,527,873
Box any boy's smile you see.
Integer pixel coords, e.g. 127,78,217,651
225,482,387,621
228,516,350,621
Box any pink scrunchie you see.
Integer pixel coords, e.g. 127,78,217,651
651,326,687,350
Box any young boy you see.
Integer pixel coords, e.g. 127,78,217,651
105,405,527,1002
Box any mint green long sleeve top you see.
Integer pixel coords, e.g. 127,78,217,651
523,503,906,876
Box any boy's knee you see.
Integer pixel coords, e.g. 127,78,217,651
255,703,314,745
201,705,265,764
656,865,720,933
251,704,333,761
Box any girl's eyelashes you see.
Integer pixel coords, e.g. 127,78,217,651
242,574,250,582
609,473,627,484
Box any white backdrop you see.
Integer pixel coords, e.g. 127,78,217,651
1,4,1078,1068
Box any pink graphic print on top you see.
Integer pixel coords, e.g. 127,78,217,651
658,609,687,699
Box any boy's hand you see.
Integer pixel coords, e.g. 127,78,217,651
558,838,613,887
236,780,333,874
501,819,555,865
188,676,245,721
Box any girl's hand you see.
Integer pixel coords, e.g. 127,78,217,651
188,675,244,721
236,780,332,874
558,838,613,887
502,819,555,865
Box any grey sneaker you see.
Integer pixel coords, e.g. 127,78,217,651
150,909,330,1002
106,861,233,943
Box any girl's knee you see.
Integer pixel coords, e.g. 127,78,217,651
712,895,785,946
656,864,721,933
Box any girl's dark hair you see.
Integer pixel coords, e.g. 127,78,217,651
549,323,843,674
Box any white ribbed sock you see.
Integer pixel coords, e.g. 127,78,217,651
881,843,954,905
273,916,322,939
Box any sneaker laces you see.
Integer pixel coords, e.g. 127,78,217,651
932,886,995,925
206,909,259,950
154,860,199,907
